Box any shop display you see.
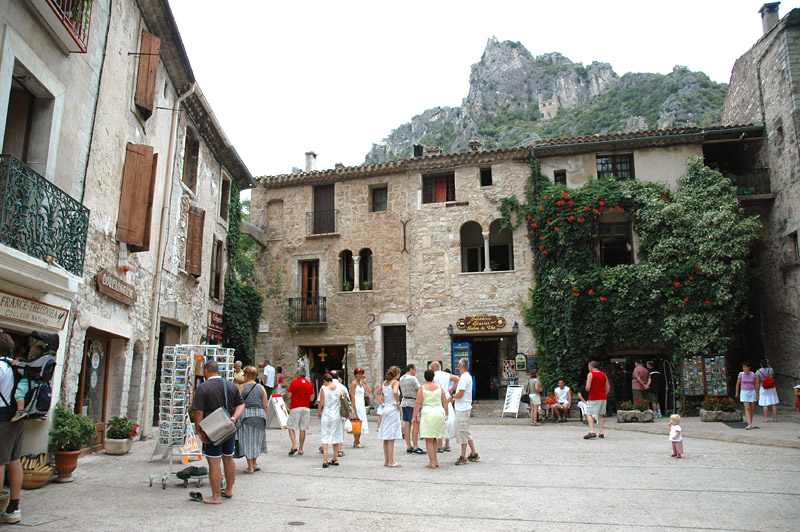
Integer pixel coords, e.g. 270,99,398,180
681,354,728,396
682,355,704,396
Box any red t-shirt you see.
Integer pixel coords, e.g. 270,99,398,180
287,378,314,409
588,370,608,401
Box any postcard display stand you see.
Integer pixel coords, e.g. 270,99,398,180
681,354,728,412
148,345,235,489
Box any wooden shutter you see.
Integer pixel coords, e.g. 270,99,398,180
134,30,161,120
117,144,157,250
185,206,205,277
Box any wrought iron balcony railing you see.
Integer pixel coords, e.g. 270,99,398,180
30,0,93,53
724,168,771,196
0,154,89,276
288,297,327,325
306,209,338,236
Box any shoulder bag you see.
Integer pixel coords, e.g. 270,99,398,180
339,387,354,419
199,379,237,446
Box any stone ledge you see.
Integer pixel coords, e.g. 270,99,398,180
699,408,743,422
617,409,654,423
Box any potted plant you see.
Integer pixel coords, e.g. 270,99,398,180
699,395,742,422
104,416,139,455
362,280,372,290
616,398,655,423
343,281,352,291
48,404,96,483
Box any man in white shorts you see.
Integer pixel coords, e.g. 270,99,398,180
451,358,479,465
286,367,315,455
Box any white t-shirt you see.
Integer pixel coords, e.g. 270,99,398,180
555,386,570,404
0,359,14,406
454,371,473,411
433,371,453,398
263,364,276,387
669,424,682,442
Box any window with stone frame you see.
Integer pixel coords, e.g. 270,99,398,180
372,186,387,212
554,169,567,185
460,221,484,272
219,173,231,221
596,153,634,180
599,220,633,267
340,250,354,291
480,167,493,187
209,238,223,300
182,129,200,192
359,248,373,290
488,219,514,271
422,172,455,204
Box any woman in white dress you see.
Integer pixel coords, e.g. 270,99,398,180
376,366,402,468
757,360,780,422
349,368,371,448
317,373,343,468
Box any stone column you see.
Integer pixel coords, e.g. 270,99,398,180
353,255,361,291
482,230,490,272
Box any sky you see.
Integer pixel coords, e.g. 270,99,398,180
169,0,800,179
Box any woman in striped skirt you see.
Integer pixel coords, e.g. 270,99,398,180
237,366,269,473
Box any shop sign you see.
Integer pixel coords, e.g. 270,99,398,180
208,310,223,333
456,316,506,332
0,289,69,330
96,269,137,306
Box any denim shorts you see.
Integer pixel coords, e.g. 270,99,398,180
402,406,415,423
202,435,235,458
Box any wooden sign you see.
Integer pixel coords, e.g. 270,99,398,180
0,290,69,330
208,310,223,333
96,269,137,306
456,316,506,331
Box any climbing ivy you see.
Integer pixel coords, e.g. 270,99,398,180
498,156,761,393
222,181,263,365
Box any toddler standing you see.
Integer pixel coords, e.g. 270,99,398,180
668,414,683,458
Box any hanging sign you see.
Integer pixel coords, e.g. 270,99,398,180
0,289,69,330
457,316,506,332
207,310,223,333
502,384,524,418
96,269,137,306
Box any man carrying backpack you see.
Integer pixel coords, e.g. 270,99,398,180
0,332,23,524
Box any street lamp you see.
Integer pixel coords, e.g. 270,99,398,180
447,324,454,336
512,322,519,335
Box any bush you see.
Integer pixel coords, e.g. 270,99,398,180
49,404,96,452
700,395,737,412
105,416,139,440
620,398,651,412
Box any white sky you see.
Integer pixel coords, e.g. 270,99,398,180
169,0,800,179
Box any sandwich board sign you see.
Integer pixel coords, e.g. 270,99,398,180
502,385,524,418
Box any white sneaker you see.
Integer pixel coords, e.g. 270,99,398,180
0,509,21,524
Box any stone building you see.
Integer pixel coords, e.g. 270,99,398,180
722,3,800,404
251,124,765,402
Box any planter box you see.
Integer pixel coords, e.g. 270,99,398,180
699,409,742,422
617,409,655,423
104,438,133,455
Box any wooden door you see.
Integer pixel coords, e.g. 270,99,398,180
313,184,334,234
383,326,407,375
301,261,319,321
76,335,110,450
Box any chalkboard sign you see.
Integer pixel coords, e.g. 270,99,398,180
526,354,538,373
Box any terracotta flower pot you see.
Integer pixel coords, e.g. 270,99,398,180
104,438,132,455
53,450,81,483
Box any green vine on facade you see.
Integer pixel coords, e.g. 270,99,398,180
498,156,761,394
222,181,263,365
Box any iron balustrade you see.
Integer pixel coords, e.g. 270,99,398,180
725,168,771,196
288,297,327,324
306,209,338,235
0,154,90,276
45,0,93,52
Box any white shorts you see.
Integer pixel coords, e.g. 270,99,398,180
455,409,472,444
585,400,607,416
740,390,756,403
286,407,310,431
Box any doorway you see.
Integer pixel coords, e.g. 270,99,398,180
76,332,111,450
152,322,181,426
470,340,498,400
383,326,406,375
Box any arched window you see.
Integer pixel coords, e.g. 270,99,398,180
460,221,484,272
489,220,514,271
340,250,354,290
359,248,373,290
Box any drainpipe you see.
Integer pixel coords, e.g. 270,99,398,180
141,82,196,437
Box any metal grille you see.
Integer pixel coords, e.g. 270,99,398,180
0,154,89,276
596,154,634,180
288,297,327,324
48,0,93,52
725,169,771,196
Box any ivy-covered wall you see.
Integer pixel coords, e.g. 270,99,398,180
498,156,761,393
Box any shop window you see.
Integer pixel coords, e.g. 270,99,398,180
182,130,200,192
599,221,633,267
372,186,387,212
359,248,373,290
596,153,634,180
134,30,161,120
209,238,223,300
480,167,493,187
488,219,514,271
340,250,354,291
184,206,205,277
219,174,231,221
554,169,567,185
460,221,484,272
422,172,455,204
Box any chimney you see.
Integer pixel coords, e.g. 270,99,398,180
334,163,344,170
468,140,483,152
426,146,442,156
412,144,424,157
759,2,780,35
305,151,317,172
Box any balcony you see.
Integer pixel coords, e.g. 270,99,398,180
288,297,327,326
0,155,89,276
723,168,771,196
306,209,338,236
29,0,93,53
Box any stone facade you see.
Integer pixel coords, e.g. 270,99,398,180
722,7,800,405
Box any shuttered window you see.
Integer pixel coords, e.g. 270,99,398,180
134,30,161,120
210,238,223,300
116,143,158,252
185,206,205,277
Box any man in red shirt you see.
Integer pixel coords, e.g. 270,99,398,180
583,361,610,439
286,367,315,455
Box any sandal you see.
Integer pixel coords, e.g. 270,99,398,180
289,448,298,455
337,451,344,457
322,461,329,468
354,443,364,448
330,460,339,466
583,432,597,439
425,464,437,469
385,463,402,468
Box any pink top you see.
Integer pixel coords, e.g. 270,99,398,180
739,371,755,391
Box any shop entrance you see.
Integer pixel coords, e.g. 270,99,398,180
152,322,181,426
76,330,111,450
301,345,348,398
452,335,517,401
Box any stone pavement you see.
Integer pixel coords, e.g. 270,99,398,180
8,408,800,531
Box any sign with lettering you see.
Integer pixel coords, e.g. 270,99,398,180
0,290,69,330
456,316,506,332
208,310,223,332
96,269,137,306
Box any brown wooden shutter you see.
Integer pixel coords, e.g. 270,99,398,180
185,206,205,277
134,30,161,120
117,143,157,249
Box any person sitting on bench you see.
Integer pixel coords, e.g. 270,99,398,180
553,380,572,423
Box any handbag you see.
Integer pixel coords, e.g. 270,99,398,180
339,389,354,418
760,369,775,389
199,379,237,446
348,418,362,434
521,393,530,404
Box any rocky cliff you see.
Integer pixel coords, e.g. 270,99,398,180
364,38,727,163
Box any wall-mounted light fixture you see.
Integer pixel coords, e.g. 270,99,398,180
512,322,519,335
447,324,454,336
